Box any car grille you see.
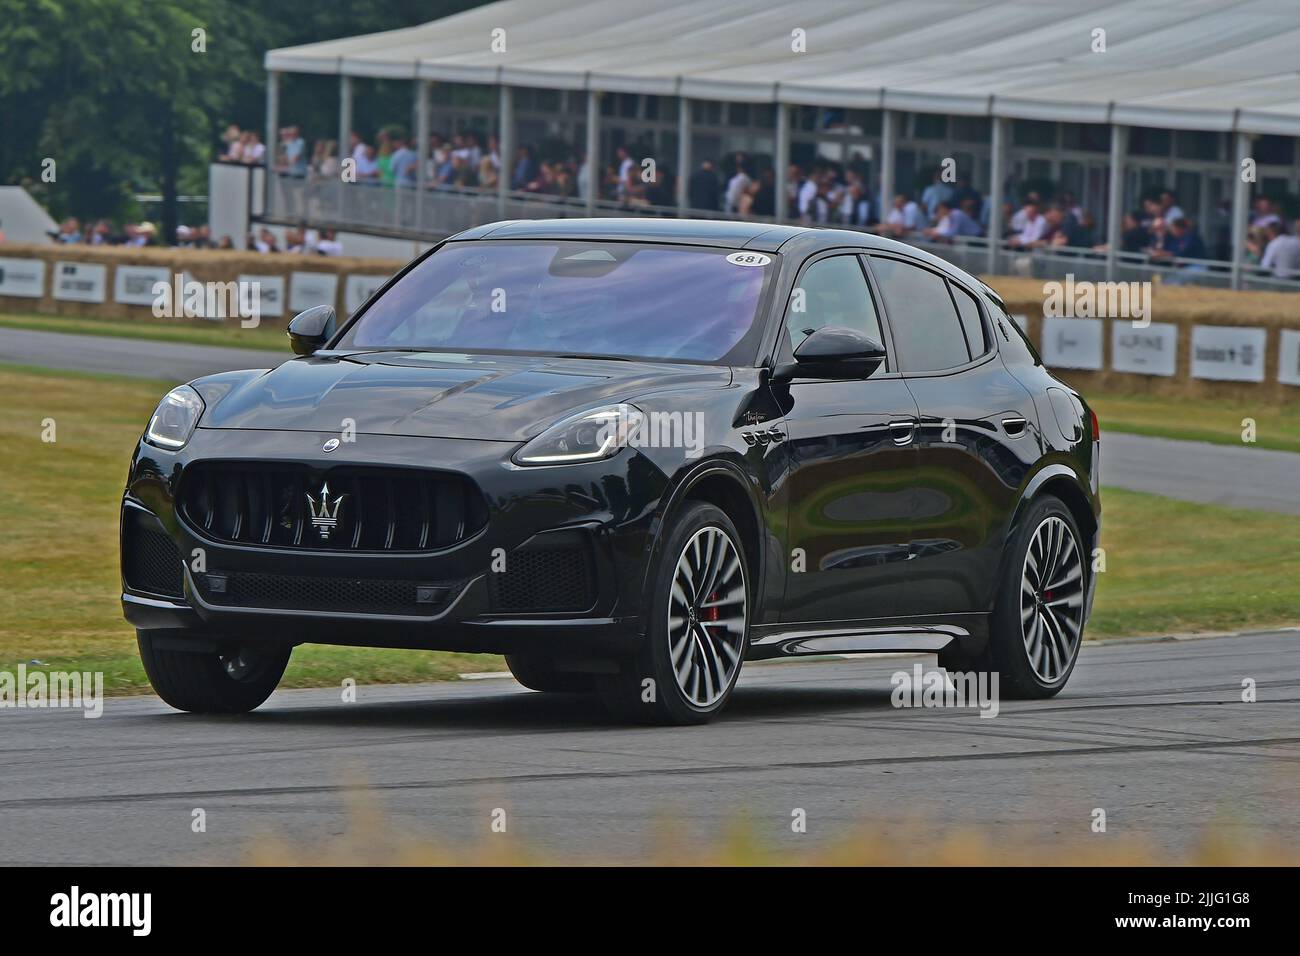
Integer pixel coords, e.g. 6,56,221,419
122,516,185,599
178,463,486,553
194,571,459,616
488,531,597,613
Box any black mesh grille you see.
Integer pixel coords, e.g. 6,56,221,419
122,519,185,598
489,533,596,613
195,571,458,616
178,462,486,553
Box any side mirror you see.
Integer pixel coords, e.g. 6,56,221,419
287,305,336,355
773,326,887,381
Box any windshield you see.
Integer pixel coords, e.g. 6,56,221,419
334,240,775,364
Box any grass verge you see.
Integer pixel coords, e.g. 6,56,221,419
1091,391,1300,454
0,309,288,351
0,364,1295,695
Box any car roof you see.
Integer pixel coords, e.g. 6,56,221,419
449,218,977,282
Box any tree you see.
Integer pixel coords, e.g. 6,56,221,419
0,0,486,240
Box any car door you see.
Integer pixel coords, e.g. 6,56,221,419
775,252,920,624
866,254,1040,617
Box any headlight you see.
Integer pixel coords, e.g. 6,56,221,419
145,385,205,450
514,403,645,466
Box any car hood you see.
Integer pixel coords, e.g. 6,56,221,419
199,350,732,442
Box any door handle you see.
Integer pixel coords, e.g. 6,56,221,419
889,419,916,445
1001,416,1028,437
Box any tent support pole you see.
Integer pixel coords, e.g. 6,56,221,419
498,84,513,220
1231,131,1250,291
986,116,1006,277
1106,123,1127,282
774,102,790,222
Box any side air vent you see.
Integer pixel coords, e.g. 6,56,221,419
488,530,597,613
122,513,185,598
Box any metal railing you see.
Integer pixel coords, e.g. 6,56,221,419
265,174,1300,292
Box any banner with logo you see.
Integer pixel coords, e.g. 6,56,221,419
1190,325,1267,382
289,272,339,314
52,261,108,303
1278,329,1300,387
1111,321,1177,377
114,265,172,306
235,274,285,318
0,256,46,298
345,274,390,315
1040,317,1103,370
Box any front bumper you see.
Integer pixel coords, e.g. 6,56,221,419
121,426,668,656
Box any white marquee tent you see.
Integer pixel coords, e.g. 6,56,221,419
266,0,1300,136
262,0,1300,286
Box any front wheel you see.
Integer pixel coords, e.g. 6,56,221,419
599,502,750,725
981,495,1088,699
137,630,291,713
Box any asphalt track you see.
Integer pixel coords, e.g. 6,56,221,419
3,326,1297,514
0,631,1295,864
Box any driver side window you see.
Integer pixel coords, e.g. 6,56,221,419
786,255,884,354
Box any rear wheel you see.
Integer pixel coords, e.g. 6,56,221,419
979,495,1087,698
137,630,291,714
598,502,750,725
504,654,596,693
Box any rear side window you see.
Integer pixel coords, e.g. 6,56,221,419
950,282,987,358
869,257,970,372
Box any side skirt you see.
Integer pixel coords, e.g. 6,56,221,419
746,613,989,662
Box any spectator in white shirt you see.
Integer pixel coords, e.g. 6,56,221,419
876,194,924,238
724,153,752,215
1159,189,1185,225
317,229,343,256
1007,200,1048,248
1009,193,1042,233
1260,221,1300,279
920,169,954,222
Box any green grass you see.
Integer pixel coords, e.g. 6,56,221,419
0,309,289,351
0,364,1294,696
1091,391,1300,454
1090,487,1300,637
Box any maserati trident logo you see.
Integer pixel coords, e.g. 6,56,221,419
306,481,346,540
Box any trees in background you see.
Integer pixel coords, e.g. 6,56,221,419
0,0,484,240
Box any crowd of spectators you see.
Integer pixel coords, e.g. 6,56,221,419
43,215,343,256
259,125,1300,278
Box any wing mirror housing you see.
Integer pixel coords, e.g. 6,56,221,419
772,326,887,381
287,305,336,355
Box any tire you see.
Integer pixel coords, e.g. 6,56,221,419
504,654,596,693
137,630,291,714
598,502,750,725
978,495,1088,699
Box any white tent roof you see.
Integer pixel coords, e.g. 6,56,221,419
265,0,1300,136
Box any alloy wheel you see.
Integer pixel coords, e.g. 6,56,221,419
1020,515,1085,683
666,526,748,708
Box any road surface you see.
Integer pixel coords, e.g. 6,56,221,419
0,630,1295,864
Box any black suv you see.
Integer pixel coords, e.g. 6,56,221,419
121,218,1099,723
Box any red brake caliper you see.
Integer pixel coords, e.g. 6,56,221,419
702,591,721,622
